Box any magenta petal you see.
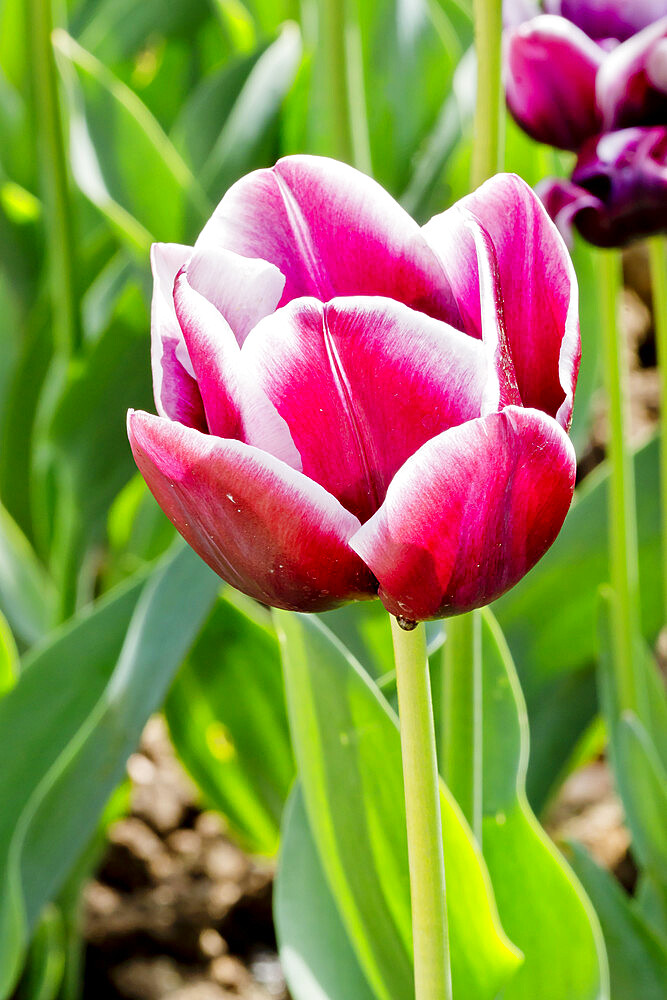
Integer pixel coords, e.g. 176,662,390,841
423,173,580,430
504,15,604,150
350,407,576,621
242,296,486,523
597,16,667,130
150,243,207,432
173,271,300,468
554,0,667,45
536,176,602,244
187,244,285,346
196,155,461,327
128,411,377,611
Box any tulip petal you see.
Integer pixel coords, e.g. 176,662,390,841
196,154,462,327
150,243,207,431
128,411,377,611
186,244,285,345
242,296,486,523
423,173,580,430
350,407,576,621
547,0,667,45
535,176,601,245
504,15,603,150
597,16,667,130
174,271,301,468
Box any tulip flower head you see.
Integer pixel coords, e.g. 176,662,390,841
128,157,579,622
538,126,667,246
504,1,667,149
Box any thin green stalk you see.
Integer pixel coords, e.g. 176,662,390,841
471,0,504,187
441,610,483,844
599,249,645,716
320,0,371,172
29,0,80,356
390,617,452,1000
648,236,667,626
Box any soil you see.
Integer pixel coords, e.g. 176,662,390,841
82,248,661,997
82,718,288,1000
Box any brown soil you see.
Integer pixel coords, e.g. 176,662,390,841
82,718,288,1000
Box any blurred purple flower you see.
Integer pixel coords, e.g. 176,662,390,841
505,3,667,149
128,157,580,621
538,126,667,245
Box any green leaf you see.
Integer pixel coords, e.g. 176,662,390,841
165,592,294,855
567,843,667,1000
0,544,220,997
275,610,520,1000
275,785,379,1000
494,436,662,807
597,593,667,886
53,30,209,248
15,904,65,1000
0,608,19,697
172,25,301,199
478,609,609,1000
0,502,56,647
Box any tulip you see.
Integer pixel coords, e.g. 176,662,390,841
538,126,667,246
504,4,667,150
128,157,579,622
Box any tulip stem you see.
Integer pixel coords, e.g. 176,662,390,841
390,617,452,1000
471,0,504,187
440,610,483,844
599,248,645,717
320,0,372,173
29,0,80,356
648,235,667,626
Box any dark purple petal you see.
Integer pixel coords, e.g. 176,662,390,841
504,15,604,150
423,173,580,430
195,155,462,327
241,296,486,523
535,177,602,244
128,411,377,611
564,126,667,246
546,0,667,44
350,407,576,621
150,243,207,432
598,17,667,130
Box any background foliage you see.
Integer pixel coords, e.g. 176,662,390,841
0,0,664,996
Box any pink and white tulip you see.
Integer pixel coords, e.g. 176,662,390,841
128,156,579,621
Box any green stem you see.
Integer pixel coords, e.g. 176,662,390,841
648,236,667,627
599,249,644,716
320,0,371,172
29,0,80,356
390,617,452,1000
471,0,504,187
441,610,483,844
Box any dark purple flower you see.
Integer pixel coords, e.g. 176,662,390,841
504,3,667,150
538,126,667,245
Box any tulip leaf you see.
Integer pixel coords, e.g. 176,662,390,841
0,609,18,698
275,609,521,1000
14,904,65,1000
0,502,56,648
165,591,294,856
566,843,667,1000
477,609,609,1000
172,24,301,199
53,30,209,249
0,543,220,998
275,785,379,1000
494,435,661,808
597,592,667,888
